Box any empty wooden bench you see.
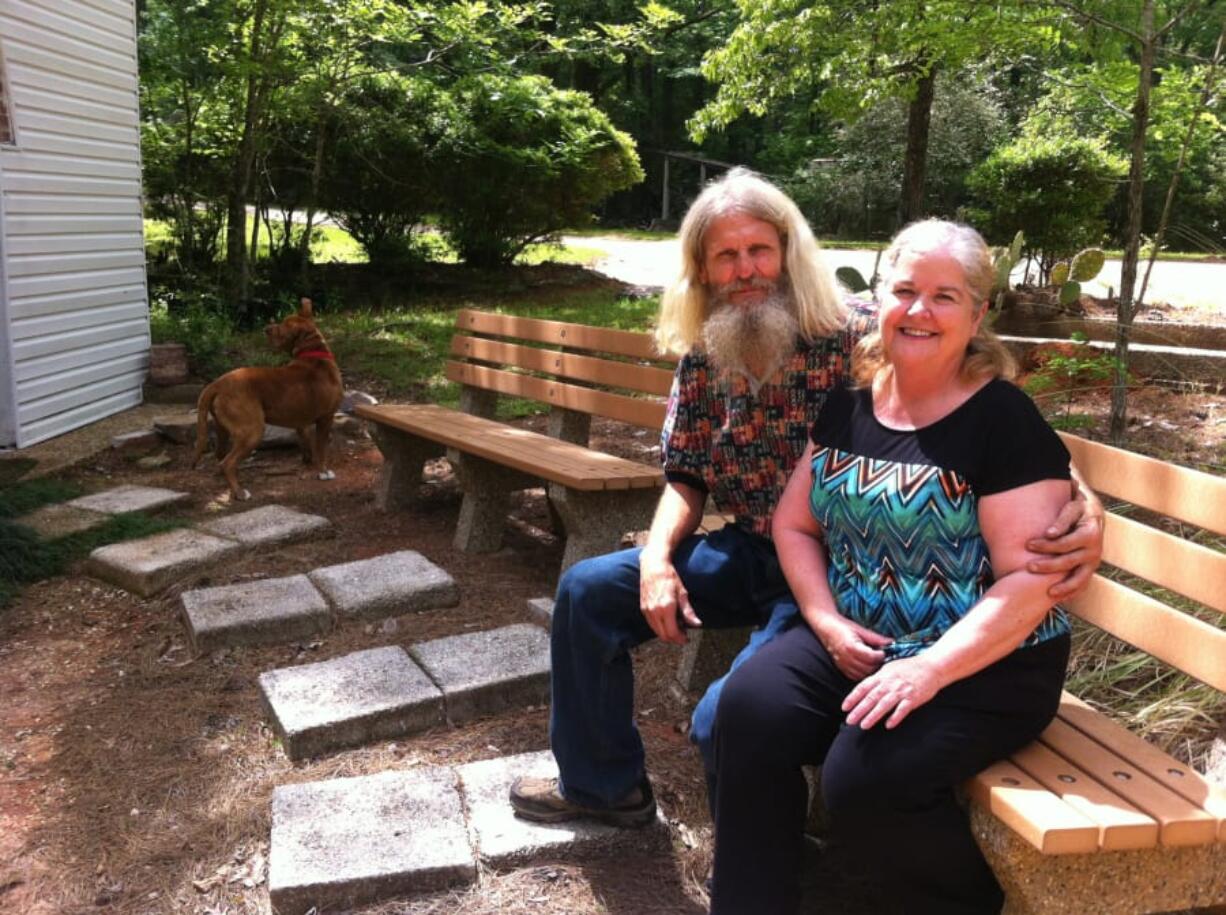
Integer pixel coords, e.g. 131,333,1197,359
355,309,676,571
966,434,1226,914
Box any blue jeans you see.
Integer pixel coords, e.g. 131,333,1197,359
549,524,798,808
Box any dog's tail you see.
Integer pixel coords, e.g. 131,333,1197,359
192,382,218,468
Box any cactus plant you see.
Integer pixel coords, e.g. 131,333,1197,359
1049,247,1105,309
990,230,1025,309
836,266,871,294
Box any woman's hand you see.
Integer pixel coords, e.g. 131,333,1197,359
812,614,891,681
640,548,701,645
842,655,944,729
1026,472,1104,600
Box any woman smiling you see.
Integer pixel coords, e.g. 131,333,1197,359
709,220,1074,915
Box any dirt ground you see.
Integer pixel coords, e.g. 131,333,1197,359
1,368,1223,915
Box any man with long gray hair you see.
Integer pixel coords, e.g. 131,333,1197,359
508,168,1103,829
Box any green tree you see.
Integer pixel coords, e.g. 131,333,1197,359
320,75,455,266
436,75,644,266
965,135,1127,281
691,0,1053,227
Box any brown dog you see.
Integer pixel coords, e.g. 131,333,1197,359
193,298,343,500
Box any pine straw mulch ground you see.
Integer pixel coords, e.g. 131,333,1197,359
0,381,1223,915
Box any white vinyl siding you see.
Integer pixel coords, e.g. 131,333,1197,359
0,0,148,447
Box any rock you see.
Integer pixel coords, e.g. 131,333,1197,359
339,390,379,414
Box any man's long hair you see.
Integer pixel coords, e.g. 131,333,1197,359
654,167,846,357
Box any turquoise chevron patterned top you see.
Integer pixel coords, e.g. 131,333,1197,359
808,381,1072,661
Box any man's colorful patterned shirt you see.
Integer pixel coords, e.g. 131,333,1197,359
660,303,875,538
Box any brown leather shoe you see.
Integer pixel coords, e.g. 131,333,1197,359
508,775,656,827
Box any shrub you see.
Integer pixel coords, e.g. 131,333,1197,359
149,289,235,379
436,75,644,267
322,74,455,268
965,135,1126,281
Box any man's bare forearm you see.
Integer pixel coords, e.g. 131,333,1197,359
642,481,706,561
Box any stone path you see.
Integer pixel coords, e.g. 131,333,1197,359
16,484,189,540
260,625,547,760
86,498,331,597
180,549,459,652
269,750,669,915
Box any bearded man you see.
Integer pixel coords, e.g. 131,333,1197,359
508,168,1103,827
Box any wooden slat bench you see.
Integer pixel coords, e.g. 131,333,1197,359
355,309,677,571
966,434,1226,914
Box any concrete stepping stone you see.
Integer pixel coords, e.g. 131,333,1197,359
156,411,305,449
409,624,549,723
181,574,331,653
16,503,109,539
259,646,443,760
196,504,331,548
458,750,668,869
308,550,458,622
67,484,188,515
526,597,554,627
269,767,474,915
87,528,241,596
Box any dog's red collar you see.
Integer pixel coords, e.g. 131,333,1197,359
295,349,334,361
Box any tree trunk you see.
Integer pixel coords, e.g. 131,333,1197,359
297,116,329,286
1138,20,1224,307
224,0,271,307
1109,0,1154,445
897,64,936,227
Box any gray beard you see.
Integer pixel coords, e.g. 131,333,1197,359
702,288,801,380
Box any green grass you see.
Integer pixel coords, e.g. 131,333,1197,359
145,219,609,268
0,479,189,609
0,478,81,518
223,288,660,416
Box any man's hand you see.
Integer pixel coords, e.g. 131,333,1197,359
1026,477,1104,601
811,614,890,681
639,548,701,645
842,655,943,730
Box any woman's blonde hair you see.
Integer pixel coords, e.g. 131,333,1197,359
852,218,1017,387
654,167,846,356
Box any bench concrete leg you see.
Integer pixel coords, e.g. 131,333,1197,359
675,627,754,694
450,450,536,554
547,407,591,446
546,484,658,573
545,409,594,536
970,804,1226,914
370,426,444,511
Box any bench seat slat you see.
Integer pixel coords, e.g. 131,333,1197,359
1037,718,1218,846
354,404,663,491
1066,575,1226,693
1008,741,1160,850
446,362,668,430
451,335,676,397
1057,693,1226,836
1100,513,1226,615
456,308,677,364
966,760,1101,854
1061,432,1226,536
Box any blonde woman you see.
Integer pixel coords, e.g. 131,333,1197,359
710,220,1073,914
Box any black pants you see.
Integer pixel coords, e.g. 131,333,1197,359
710,622,1069,915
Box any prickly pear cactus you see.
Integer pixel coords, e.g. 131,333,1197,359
1008,230,1024,265
836,266,870,294
1058,281,1082,307
1051,262,1071,287
1070,248,1105,283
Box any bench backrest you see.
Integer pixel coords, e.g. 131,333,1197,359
446,309,678,431
1058,433,1226,695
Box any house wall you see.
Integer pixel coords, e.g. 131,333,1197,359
0,0,148,448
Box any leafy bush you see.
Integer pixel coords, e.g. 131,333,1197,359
322,75,456,269
965,135,1126,281
149,289,235,379
436,75,644,267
